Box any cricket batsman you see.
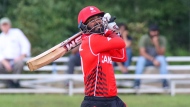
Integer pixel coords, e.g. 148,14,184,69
78,6,127,107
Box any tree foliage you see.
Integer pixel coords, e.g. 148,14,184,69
0,0,189,56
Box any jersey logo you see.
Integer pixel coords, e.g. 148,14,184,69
102,55,112,64
107,37,111,41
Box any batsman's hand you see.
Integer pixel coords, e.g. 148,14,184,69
107,22,119,31
102,13,119,31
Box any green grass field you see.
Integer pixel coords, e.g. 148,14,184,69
0,94,189,107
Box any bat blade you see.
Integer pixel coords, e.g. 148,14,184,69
27,32,82,71
27,46,66,71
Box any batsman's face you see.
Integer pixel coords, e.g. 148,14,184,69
86,15,105,34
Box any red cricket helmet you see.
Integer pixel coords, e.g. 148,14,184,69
78,6,104,24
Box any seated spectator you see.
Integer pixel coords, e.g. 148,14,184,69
116,23,133,74
134,24,169,89
0,17,31,88
66,45,81,74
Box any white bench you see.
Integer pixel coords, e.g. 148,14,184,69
0,56,187,95
23,56,190,72
0,74,190,96
170,80,190,96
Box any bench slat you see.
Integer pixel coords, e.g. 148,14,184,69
24,65,190,71
1,74,190,79
24,56,190,62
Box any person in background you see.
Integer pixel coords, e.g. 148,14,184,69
0,17,31,88
116,23,132,74
134,24,169,89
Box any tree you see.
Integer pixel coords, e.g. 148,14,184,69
0,0,189,56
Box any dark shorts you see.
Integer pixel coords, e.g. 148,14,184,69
80,96,127,107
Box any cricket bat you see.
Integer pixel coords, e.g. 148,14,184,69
27,31,83,71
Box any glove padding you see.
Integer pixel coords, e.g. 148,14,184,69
102,13,119,31
102,13,111,24
107,22,119,31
